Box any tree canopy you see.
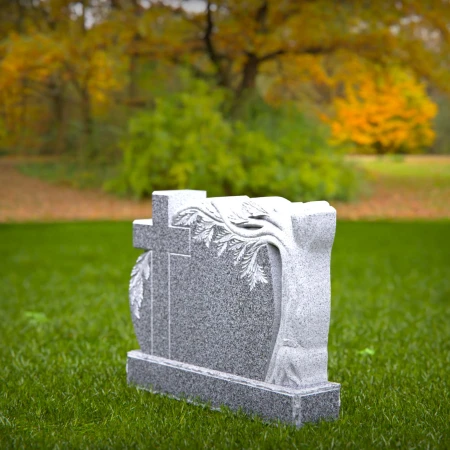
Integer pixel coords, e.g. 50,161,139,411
0,0,448,158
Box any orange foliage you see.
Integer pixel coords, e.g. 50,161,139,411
0,0,448,156
328,67,437,154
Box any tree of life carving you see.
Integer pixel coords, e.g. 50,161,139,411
173,196,335,389
174,200,270,290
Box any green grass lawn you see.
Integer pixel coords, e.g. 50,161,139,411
353,155,450,179
351,156,450,214
354,155,450,193
1,221,449,448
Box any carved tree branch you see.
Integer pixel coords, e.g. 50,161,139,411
210,201,285,247
248,214,285,232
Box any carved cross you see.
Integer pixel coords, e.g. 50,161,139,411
133,190,206,358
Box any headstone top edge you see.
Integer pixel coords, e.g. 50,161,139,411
291,201,336,216
133,219,153,225
152,189,207,197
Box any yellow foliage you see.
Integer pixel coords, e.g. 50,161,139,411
0,24,125,151
0,0,448,156
327,67,438,154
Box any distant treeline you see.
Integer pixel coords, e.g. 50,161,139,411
0,0,449,165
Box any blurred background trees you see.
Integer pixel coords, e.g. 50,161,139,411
0,0,449,199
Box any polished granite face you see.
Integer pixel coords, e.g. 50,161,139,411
128,190,339,426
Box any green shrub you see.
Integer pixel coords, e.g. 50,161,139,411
108,83,362,201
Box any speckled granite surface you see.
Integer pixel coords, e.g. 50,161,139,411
128,190,340,426
127,351,340,427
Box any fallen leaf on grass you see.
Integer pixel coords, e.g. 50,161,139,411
358,347,376,356
24,311,49,325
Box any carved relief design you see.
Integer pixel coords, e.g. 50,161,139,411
174,200,270,290
130,192,335,389
129,250,151,318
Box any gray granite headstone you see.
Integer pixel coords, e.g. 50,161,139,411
127,190,340,426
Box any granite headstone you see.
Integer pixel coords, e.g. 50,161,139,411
127,190,340,426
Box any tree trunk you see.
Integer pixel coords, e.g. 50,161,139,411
265,205,336,387
49,78,67,155
19,79,28,155
239,54,259,93
126,0,145,108
80,89,93,163
128,51,139,104
53,95,66,156
229,54,260,117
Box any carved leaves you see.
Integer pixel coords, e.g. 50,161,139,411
229,200,269,225
212,226,267,290
129,251,151,319
174,201,269,290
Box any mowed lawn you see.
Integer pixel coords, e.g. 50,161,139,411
333,155,450,220
0,221,449,448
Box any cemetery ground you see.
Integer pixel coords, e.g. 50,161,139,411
0,220,449,448
0,156,449,448
0,155,449,222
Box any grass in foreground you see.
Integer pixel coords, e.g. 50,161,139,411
0,221,449,449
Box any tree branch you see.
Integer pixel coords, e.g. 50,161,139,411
255,1,269,33
259,45,336,64
203,0,231,87
204,0,221,70
259,49,287,63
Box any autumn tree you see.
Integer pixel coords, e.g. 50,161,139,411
0,0,125,158
147,0,448,151
164,0,450,111
1,0,449,158
328,66,437,154
0,31,63,152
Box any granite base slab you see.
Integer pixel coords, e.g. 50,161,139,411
127,350,340,427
